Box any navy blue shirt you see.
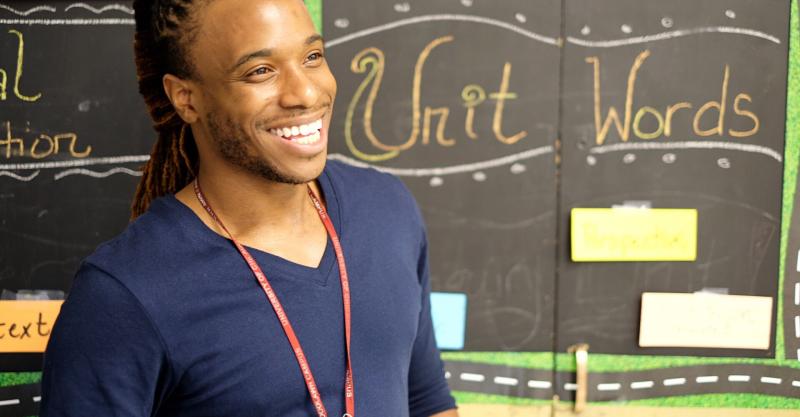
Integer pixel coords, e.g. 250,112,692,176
41,160,455,417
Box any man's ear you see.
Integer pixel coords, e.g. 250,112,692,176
163,74,200,124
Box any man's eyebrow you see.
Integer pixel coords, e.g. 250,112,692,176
306,34,324,46
229,48,273,73
228,35,324,74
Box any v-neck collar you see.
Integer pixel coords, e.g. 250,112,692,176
166,167,342,287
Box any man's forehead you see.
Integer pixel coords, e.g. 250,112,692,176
194,0,316,67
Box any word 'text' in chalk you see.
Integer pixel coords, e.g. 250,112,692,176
571,208,698,262
430,292,467,350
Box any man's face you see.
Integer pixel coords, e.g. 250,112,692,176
189,0,336,184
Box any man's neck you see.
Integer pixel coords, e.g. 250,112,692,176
175,163,325,245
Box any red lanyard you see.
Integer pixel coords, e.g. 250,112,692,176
193,179,355,417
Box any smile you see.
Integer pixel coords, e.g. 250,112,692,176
268,119,323,145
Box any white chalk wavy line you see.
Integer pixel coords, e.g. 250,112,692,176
64,3,134,15
326,14,560,48
567,26,781,48
0,18,134,25
589,141,782,162
0,155,150,171
328,145,553,177
0,4,55,16
54,167,142,180
0,170,39,181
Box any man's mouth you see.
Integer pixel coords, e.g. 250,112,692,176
268,119,323,145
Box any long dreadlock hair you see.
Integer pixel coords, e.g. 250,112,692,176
130,0,204,219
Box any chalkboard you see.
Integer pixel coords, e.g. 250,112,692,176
557,0,789,357
0,0,794,374
324,0,561,351
0,2,147,370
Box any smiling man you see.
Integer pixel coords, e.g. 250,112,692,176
39,1,458,416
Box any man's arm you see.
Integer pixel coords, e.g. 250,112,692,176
41,263,172,416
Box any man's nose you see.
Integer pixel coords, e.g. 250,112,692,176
278,66,319,109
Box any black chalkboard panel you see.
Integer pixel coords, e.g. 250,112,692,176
557,0,789,357
0,2,148,370
324,0,561,351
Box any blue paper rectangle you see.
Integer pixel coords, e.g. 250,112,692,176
430,292,468,350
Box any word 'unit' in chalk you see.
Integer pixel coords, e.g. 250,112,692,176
570,208,697,262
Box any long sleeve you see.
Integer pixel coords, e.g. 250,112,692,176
407,231,457,417
40,262,174,417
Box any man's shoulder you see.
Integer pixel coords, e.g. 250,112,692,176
325,158,415,206
84,196,191,282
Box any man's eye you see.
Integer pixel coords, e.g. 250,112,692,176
249,67,270,76
307,52,323,62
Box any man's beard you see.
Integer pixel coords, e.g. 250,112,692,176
206,111,310,185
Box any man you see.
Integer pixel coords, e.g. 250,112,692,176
40,0,458,416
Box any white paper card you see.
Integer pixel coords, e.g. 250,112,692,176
639,292,773,350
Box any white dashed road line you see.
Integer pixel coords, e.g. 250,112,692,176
460,373,486,382
32,396,40,402
493,376,518,386
793,381,800,388
630,381,654,389
597,383,621,391
663,378,687,386
0,399,20,406
729,375,751,382
761,377,782,385
527,380,552,389
564,383,578,391
795,316,800,339
696,376,719,383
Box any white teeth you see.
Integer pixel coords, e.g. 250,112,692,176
294,130,320,145
269,119,323,139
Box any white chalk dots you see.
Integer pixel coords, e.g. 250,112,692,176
473,171,487,182
393,3,410,13
510,163,527,174
580,25,591,35
621,24,632,34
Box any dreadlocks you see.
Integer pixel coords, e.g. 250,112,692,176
130,0,205,219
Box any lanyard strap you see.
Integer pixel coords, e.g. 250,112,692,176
193,179,355,417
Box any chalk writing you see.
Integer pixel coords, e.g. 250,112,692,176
588,50,760,145
1,121,91,159
345,36,527,162
1,29,41,102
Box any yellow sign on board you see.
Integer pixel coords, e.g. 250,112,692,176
571,208,698,262
0,300,63,352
